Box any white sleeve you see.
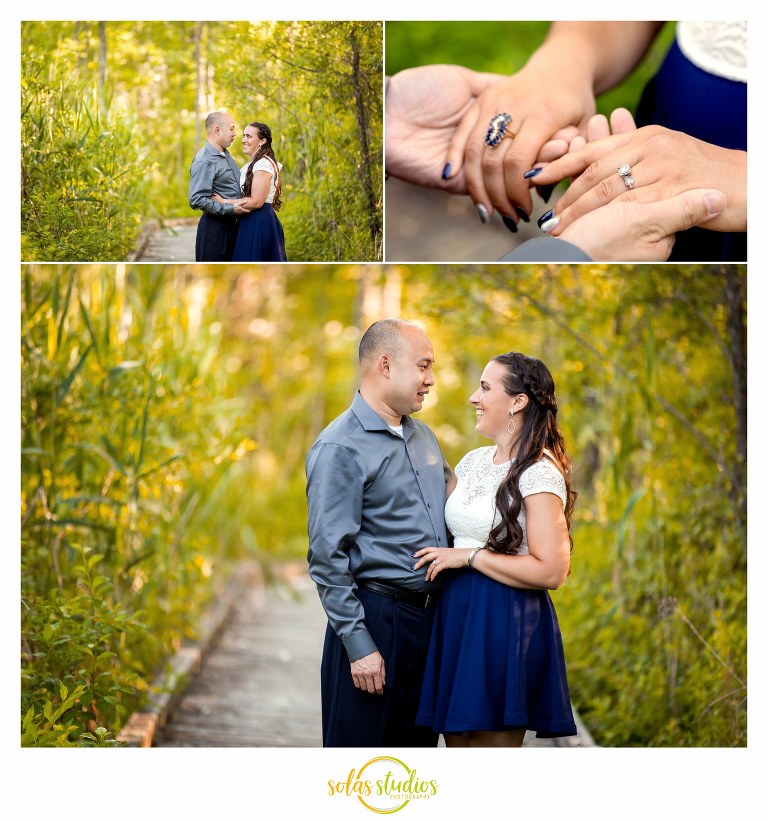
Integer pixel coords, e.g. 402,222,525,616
519,460,567,508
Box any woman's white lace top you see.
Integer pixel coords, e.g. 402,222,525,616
677,21,747,83
239,157,282,203
445,446,566,553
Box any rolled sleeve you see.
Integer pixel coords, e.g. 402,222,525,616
306,442,377,662
188,157,235,216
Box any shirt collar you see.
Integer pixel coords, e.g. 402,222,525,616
352,390,415,434
204,140,229,158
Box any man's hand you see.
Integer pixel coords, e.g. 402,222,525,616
558,188,728,262
234,203,251,214
350,651,386,695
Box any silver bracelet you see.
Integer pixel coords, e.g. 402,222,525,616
467,546,485,567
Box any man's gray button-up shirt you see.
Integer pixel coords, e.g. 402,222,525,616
306,391,451,662
188,141,243,216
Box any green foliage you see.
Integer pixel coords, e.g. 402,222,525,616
21,266,258,744
407,264,746,747
215,21,383,262
21,264,745,747
385,21,676,117
21,45,150,261
21,21,383,261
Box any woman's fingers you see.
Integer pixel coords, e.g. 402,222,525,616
444,98,482,182
609,107,637,134
543,154,646,235
536,125,581,162
586,113,610,142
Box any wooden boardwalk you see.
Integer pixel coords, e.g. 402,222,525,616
153,567,593,748
133,218,198,262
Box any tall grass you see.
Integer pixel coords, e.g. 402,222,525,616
21,52,150,261
21,266,256,744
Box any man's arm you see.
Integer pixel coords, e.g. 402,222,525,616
188,155,235,216
306,442,377,662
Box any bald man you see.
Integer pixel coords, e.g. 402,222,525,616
306,319,452,747
189,111,249,262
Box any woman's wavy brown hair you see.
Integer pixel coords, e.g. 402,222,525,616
486,352,577,555
242,122,283,211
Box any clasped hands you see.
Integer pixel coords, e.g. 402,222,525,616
211,192,251,214
386,64,744,261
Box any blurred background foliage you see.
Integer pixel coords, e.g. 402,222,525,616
385,20,675,118
21,21,382,262
21,264,745,747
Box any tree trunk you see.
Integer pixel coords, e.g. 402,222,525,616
98,21,107,115
723,264,747,520
194,22,205,146
348,27,379,252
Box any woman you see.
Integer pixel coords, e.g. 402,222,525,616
213,121,287,261
413,352,578,746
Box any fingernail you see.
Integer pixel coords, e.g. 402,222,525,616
477,204,490,224
523,167,543,179
540,215,560,233
537,209,554,228
538,184,555,203
441,163,452,180
501,215,518,233
515,207,530,223
704,192,726,217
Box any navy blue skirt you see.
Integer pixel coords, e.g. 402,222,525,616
635,38,746,262
416,569,577,738
232,203,287,262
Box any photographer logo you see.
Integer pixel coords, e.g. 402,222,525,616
327,755,438,813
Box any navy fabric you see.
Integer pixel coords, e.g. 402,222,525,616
416,570,577,738
194,212,239,262
635,38,747,262
321,587,439,747
232,204,287,262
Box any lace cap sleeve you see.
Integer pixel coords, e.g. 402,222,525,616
519,459,566,508
254,157,274,175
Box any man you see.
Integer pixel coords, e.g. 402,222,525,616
306,319,452,747
188,111,249,262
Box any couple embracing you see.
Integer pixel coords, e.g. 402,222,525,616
188,111,287,262
306,319,578,748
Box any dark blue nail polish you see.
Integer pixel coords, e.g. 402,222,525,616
523,167,543,179
537,209,554,228
442,163,452,180
539,184,555,204
501,215,518,234
515,207,530,223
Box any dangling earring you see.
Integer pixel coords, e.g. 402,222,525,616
507,412,516,436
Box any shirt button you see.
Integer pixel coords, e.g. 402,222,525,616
427,503,432,508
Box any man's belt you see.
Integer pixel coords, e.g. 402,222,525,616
358,580,436,608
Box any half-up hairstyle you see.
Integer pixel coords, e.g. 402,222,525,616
486,352,577,555
242,122,283,211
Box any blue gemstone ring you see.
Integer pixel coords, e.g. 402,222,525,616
485,112,515,148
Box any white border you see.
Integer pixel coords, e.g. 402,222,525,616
5,4,765,820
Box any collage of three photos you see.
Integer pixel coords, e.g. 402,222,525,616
19,17,747,782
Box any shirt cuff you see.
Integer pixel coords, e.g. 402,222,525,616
342,627,378,662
